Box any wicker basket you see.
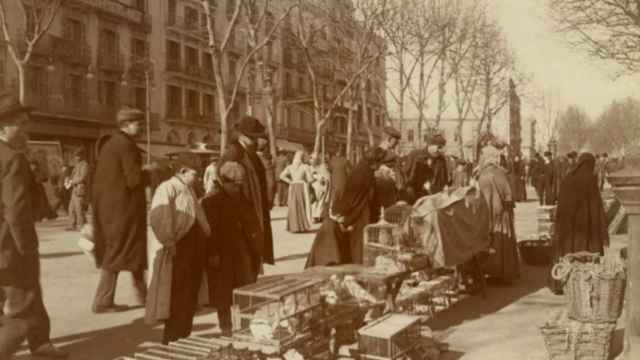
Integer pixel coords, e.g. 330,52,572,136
518,239,552,266
552,253,626,323
540,311,616,360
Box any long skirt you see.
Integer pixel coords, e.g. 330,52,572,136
311,180,329,222
287,182,311,233
484,231,520,283
305,217,349,268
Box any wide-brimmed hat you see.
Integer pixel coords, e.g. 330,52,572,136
116,106,144,124
188,142,217,155
173,152,200,171
235,115,266,138
0,93,32,124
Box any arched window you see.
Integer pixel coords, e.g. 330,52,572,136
166,130,180,144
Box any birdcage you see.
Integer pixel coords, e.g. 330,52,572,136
384,203,420,249
357,313,423,360
364,208,404,267
537,205,557,238
231,275,326,347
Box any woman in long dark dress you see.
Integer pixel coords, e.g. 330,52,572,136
554,153,609,257
305,148,386,267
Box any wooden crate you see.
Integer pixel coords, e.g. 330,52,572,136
357,313,422,360
231,275,325,334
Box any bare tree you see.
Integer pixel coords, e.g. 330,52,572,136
548,0,640,73
201,0,289,152
535,88,561,151
556,105,591,154
0,0,64,104
288,0,385,158
238,0,297,158
590,98,640,155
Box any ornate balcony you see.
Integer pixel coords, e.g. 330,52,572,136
97,51,124,72
75,0,146,24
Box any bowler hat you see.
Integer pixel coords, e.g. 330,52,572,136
116,106,144,124
0,93,32,124
383,126,401,140
235,115,266,138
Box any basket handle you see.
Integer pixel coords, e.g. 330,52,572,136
564,252,600,264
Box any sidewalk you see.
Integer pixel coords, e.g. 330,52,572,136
15,197,626,359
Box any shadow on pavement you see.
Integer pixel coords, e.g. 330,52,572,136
274,252,309,262
40,251,84,260
427,263,549,332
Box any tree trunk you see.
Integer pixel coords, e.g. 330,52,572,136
17,63,25,105
313,121,323,158
360,78,374,148
347,106,354,160
456,119,465,159
266,103,276,159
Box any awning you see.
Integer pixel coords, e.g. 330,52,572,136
276,139,306,152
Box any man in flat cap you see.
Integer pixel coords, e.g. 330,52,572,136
66,148,89,231
91,106,152,313
218,115,274,269
0,94,67,358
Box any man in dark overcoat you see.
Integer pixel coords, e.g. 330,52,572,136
218,115,274,266
328,147,350,208
91,107,151,313
0,94,67,358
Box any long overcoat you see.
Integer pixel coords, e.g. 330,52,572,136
218,141,274,264
0,140,40,288
92,131,148,272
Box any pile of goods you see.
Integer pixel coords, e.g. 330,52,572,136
519,205,556,266
541,252,626,360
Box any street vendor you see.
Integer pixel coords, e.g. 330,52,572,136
305,147,387,267
202,161,262,336
402,134,449,204
146,153,211,344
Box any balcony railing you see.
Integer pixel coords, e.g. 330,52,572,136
97,51,124,72
54,39,91,67
166,59,183,72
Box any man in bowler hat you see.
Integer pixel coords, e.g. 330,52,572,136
66,148,89,231
218,115,274,269
0,94,67,358
91,106,153,313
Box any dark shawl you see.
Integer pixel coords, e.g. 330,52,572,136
92,131,148,272
328,155,350,206
555,153,609,257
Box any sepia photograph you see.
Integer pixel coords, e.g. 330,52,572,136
0,0,638,359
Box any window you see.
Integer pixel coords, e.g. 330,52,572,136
298,76,304,93
201,13,208,28
185,46,198,67
168,0,177,24
64,18,85,42
134,0,145,11
100,29,117,54
185,6,198,29
202,52,213,70
186,89,199,118
285,73,292,96
167,85,182,117
68,73,83,107
134,87,146,110
407,130,414,142
203,93,214,116
131,38,147,58
166,40,180,69
99,80,117,108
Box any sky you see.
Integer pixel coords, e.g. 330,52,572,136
489,0,640,121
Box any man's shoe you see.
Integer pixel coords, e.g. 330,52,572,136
92,304,129,314
32,342,68,358
65,227,76,232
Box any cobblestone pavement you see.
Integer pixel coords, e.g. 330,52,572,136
14,190,626,359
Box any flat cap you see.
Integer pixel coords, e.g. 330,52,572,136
235,115,266,138
0,92,32,124
116,106,144,124
383,126,401,140
219,161,246,183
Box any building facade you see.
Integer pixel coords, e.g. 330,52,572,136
3,0,387,165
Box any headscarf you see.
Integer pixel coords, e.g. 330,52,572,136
291,150,305,168
478,144,502,171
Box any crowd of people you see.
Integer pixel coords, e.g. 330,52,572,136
0,86,617,358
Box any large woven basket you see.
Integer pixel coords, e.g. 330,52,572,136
518,239,552,266
552,253,626,323
540,319,615,360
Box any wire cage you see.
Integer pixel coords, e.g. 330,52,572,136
231,276,326,346
357,313,423,360
364,208,404,267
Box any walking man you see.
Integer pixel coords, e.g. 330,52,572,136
0,94,67,358
67,149,89,231
91,107,151,313
274,149,289,207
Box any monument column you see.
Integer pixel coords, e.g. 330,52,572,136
609,146,640,360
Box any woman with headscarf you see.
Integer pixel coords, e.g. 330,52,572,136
554,153,608,258
477,144,520,283
305,148,386,267
280,150,313,233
